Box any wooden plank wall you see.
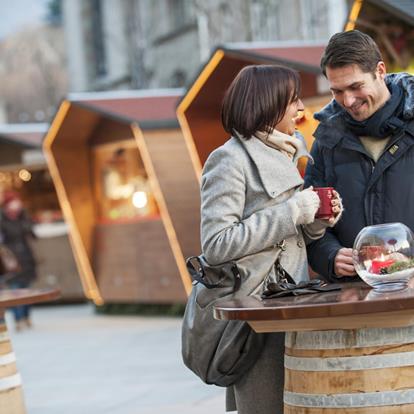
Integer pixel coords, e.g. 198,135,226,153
95,219,186,303
51,106,100,261
142,129,201,260
31,235,84,301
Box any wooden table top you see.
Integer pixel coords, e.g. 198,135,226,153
0,288,61,308
214,282,414,332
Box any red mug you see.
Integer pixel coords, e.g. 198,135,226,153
313,187,334,219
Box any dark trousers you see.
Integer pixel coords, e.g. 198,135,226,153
9,280,31,322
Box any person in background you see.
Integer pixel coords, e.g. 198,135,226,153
1,191,37,331
201,65,342,413
305,30,414,281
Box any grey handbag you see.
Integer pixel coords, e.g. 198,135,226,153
181,246,282,387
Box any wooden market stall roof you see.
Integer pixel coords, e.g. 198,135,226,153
227,41,326,68
44,89,198,304
0,123,48,167
67,88,182,128
0,123,48,148
176,41,330,177
346,0,414,72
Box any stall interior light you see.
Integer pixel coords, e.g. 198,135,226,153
18,169,32,182
132,191,148,209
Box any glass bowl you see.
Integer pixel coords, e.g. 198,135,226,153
352,223,414,292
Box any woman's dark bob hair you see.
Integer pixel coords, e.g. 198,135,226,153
221,65,301,138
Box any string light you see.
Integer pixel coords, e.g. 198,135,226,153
18,169,32,182
132,191,148,209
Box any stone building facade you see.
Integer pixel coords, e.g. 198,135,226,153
62,0,348,92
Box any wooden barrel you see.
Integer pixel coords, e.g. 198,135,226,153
0,316,26,414
284,326,414,413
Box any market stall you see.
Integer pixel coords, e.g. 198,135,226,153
0,124,83,301
44,90,199,305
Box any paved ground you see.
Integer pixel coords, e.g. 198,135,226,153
7,304,225,414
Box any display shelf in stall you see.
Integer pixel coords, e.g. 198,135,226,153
32,221,68,238
95,213,161,226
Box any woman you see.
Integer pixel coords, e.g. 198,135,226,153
1,191,37,331
200,65,341,413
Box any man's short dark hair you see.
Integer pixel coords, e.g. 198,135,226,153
320,30,383,76
221,65,301,138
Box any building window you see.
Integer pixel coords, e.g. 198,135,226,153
90,0,107,77
168,0,188,31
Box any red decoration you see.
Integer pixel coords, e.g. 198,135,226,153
370,259,395,274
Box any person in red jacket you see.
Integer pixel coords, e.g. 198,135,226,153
1,191,37,331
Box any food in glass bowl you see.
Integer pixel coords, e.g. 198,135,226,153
353,223,414,292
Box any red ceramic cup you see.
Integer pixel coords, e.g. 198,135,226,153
313,187,334,219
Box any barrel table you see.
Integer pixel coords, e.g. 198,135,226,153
0,288,60,414
214,282,414,413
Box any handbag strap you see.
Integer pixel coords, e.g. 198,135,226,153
186,256,242,291
274,239,295,284
186,240,288,292
275,259,296,285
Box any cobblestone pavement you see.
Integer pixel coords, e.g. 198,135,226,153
7,304,225,414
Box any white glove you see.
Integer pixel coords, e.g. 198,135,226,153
288,188,320,225
303,191,344,239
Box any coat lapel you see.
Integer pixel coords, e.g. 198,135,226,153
238,136,303,198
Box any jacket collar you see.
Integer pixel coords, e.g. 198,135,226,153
236,135,303,198
314,117,414,152
313,121,347,149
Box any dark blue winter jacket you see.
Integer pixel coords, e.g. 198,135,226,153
304,73,414,281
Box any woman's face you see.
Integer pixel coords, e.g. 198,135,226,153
274,98,304,135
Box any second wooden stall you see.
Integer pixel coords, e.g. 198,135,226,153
44,90,200,305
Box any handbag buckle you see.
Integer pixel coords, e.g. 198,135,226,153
277,240,286,251
230,264,242,292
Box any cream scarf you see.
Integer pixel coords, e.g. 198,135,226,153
255,129,313,165
359,135,390,162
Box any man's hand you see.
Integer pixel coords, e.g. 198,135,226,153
334,247,357,277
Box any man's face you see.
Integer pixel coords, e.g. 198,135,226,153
326,63,390,121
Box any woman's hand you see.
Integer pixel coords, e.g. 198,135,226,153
289,187,320,225
302,189,343,240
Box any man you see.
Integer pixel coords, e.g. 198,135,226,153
305,30,414,281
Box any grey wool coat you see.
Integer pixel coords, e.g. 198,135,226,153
200,134,321,413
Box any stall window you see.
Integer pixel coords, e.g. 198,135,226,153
93,142,159,222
